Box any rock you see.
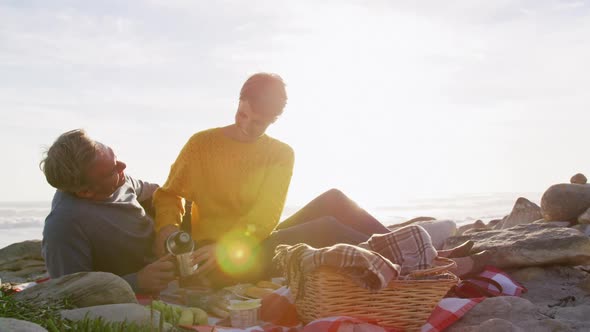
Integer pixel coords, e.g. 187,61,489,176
577,207,590,224
415,219,457,249
60,303,172,331
571,224,590,236
0,241,46,283
464,318,525,332
446,296,569,332
570,173,587,185
0,259,46,271
463,226,491,235
487,219,503,229
549,305,590,331
533,220,571,227
0,241,43,265
500,197,542,229
457,220,486,236
541,183,590,222
14,272,137,308
578,276,590,293
511,266,590,308
0,318,47,332
554,304,590,321
443,223,590,268
510,266,547,282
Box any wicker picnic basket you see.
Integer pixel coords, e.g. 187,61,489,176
289,257,459,331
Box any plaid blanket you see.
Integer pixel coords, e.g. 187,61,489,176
273,225,438,295
274,243,400,293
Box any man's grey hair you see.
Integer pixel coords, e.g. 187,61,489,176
40,129,101,193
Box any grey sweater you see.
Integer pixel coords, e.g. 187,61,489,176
42,175,159,292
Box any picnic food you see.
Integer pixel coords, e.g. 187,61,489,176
245,286,274,299
150,300,209,326
256,280,282,290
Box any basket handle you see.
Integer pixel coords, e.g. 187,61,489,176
406,256,457,278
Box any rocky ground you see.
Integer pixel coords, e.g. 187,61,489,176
2,175,590,331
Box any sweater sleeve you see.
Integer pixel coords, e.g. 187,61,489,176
152,135,198,232
233,144,295,241
127,175,160,203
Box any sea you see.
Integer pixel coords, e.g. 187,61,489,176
0,192,542,250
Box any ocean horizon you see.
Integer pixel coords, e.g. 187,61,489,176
0,191,542,249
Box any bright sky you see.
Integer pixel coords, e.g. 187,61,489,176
1,0,589,208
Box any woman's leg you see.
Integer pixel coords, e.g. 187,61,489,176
276,189,390,236
204,216,370,288
259,216,370,279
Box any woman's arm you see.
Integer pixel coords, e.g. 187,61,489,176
232,144,295,241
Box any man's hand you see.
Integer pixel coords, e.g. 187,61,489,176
154,224,180,257
137,254,176,294
192,244,218,277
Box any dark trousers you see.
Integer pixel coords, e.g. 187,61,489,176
209,189,391,287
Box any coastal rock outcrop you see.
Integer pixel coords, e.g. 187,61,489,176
13,272,137,308
0,240,46,284
500,197,542,229
0,318,47,332
446,297,570,332
541,183,590,222
511,265,590,308
443,223,590,268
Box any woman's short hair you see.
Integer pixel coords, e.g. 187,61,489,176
239,73,287,111
40,129,100,193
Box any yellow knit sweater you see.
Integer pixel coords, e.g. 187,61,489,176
153,128,294,244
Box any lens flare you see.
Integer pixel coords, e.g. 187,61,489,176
215,230,260,277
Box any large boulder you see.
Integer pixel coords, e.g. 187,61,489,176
446,297,569,332
510,266,590,308
443,223,590,269
0,241,43,265
13,272,137,308
500,197,542,229
541,183,590,222
0,318,47,332
61,303,172,331
0,241,46,283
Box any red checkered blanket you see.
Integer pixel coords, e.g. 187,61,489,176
177,266,525,332
14,267,524,331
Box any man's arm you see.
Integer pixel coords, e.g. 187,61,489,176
42,217,93,278
127,175,160,203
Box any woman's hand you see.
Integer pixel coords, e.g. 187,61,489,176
192,243,218,276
